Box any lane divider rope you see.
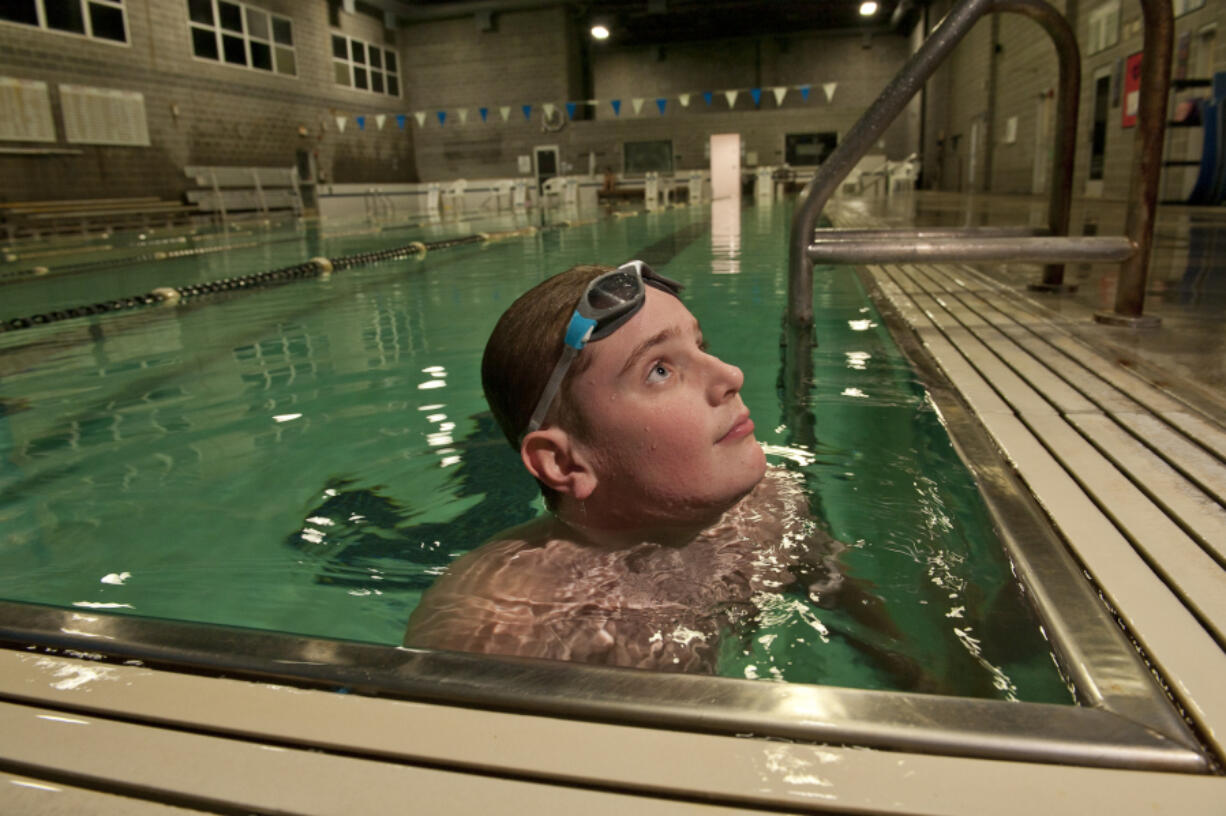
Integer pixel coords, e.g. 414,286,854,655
0,223,579,334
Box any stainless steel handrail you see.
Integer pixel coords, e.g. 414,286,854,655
787,0,1173,329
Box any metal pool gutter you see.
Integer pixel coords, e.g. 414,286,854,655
0,595,1208,773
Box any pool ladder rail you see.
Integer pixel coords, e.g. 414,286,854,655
788,0,1174,330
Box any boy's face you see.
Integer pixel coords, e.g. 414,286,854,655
569,286,767,526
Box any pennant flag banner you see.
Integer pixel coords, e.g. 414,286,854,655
343,82,831,141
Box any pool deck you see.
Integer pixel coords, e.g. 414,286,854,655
1,193,1225,813
830,192,1226,766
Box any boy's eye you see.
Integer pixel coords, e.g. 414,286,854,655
646,362,671,383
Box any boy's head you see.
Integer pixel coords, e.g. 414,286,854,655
482,264,610,455
482,263,766,524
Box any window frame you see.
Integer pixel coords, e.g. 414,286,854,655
331,33,401,98
186,0,297,78
1086,1,1121,56
784,132,839,167
623,139,674,174
0,0,129,46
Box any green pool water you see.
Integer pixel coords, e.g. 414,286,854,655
0,202,1073,703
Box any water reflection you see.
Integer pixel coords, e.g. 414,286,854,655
710,197,742,276
285,412,538,593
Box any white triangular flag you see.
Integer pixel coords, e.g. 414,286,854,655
772,86,788,106
823,82,837,102
632,98,644,115
414,111,426,127
499,106,511,122
335,115,347,132
543,102,556,119
724,90,738,108
458,108,468,124
678,93,691,107
375,114,386,130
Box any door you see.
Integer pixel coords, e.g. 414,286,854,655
534,146,559,195
1032,93,1053,195
709,133,741,200
1087,70,1111,197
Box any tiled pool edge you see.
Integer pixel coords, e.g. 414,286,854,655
858,259,1226,766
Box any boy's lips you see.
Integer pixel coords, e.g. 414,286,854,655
717,410,754,443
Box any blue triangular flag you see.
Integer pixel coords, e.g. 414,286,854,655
566,101,577,119
703,91,713,106
656,98,667,114
799,85,810,101
356,115,366,130
395,114,406,130
479,107,488,122
522,104,532,120
611,99,621,116
437,111,446,126
750,88,761,107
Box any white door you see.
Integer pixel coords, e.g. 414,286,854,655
709,133,741,200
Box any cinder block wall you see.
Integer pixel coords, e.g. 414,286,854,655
0,0,416,203
924,0,1225,201
403,8,918,182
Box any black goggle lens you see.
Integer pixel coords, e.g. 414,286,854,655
586,272,641,311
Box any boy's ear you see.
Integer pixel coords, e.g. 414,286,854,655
521,428,597,501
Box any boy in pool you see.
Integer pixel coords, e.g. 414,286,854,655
403,261,844,672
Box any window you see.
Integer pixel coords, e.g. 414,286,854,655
188,0,296,76
624,140,673,174
332,34,400,97
1173,0,1205,15
1086,1,1120,55
0,0,127,43
785,132,839,166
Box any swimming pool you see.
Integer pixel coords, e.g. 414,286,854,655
0,201,1070,702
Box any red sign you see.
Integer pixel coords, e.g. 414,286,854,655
1122,52,1143,128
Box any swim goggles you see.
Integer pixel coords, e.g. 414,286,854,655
523,260,682,438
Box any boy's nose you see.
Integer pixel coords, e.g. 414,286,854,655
707,356,744,403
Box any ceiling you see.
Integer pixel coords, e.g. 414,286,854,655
578,0,918,45
367,1,924,45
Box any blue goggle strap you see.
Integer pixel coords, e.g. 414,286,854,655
524,310,596,436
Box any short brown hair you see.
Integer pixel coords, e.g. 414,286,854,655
482,264,613,452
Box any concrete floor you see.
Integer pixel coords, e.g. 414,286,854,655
838,191,1226,425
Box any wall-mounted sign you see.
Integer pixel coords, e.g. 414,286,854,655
1122,52,1143,128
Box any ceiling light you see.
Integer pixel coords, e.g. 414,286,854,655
591,24,610,40
859,1,878,15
